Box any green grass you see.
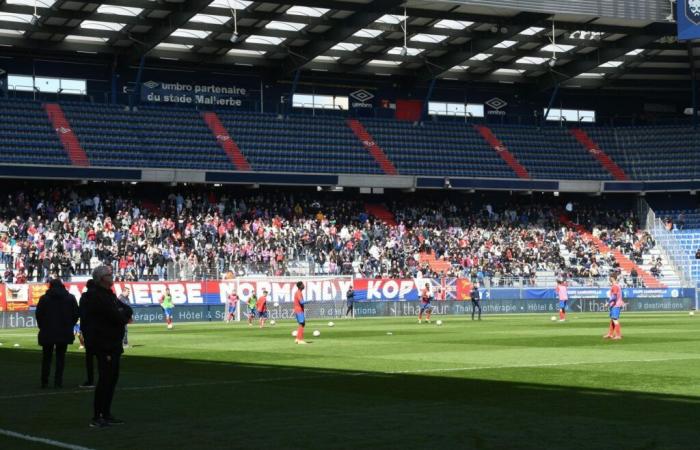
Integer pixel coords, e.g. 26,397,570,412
1,313,699,450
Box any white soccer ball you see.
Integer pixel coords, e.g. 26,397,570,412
690,311,695,317
386,332,393,335
13,343,20,347
270,320,276,326
313,330,320,337
550,316,557,321
436,320,443,326
273,302,279,308
328,321,335,327
292,330,298,337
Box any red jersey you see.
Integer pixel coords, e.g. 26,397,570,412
421,287,431,304
256,295,267,312
293,290,305,313
556,283,568,301
609,284,624,307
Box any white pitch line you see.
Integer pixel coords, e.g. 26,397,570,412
2,356,699,402
0,428,96,450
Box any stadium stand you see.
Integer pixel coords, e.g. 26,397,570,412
0,98,71,166
585,126,700,180
1,99,699,183
0,183,681,288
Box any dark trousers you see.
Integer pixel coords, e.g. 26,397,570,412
345,303,353,316
85,349,95,385
41,343,68,386
471,300,482,320
94,352,121,419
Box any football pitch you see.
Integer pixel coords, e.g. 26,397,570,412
1,313,699,450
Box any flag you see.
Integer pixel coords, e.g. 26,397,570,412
678,0,700,40
455,278,473,301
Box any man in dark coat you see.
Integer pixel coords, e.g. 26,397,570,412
35,278,79,388
80,265,133,428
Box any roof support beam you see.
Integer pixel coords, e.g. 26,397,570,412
415,12,550,81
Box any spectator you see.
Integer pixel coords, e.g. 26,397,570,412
35,278,79,388
79,265,132,428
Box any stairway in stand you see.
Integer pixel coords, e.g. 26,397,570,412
570,128,628,181
474,125,530,179
365,203,397,226
560,214,665,288
347,119,398,175
43,103,89,166
202,111,251,171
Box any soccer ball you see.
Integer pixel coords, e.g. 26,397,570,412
270,320,276,326
313,330,320,337
436,320,443,326
273,302,279,307
690,311,695,316
550,316,557,321
292,330,298,337
328,321,335,327
13,343,20,347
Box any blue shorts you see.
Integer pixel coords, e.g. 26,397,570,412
609,307,621,320
228,306,236,314
163,308,173,317
558,300,568,310
249,308,257,316
295,312,305,325
258,310,269,318
420,302,432,312
73,324,80,334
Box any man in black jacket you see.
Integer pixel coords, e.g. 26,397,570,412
35,278,79,388
80,265,132,428
470,282,482,321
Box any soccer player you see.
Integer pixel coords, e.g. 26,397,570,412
418,282,433,324
160,287,174,329
256,289,269,328
556,278,568,322
293,281,307,344
604,275,625,340
470,282,482,321
226,291,238,323
247,293,257,326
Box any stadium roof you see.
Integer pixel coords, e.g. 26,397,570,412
0,0,691,90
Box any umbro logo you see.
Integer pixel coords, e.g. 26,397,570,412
350,90,374,103
485,98,507,110
143,81,159,89
56,127,71,134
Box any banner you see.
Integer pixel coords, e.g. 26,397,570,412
678,0,700,40
352,278,472,301
0,279,692,311
140,80,248,107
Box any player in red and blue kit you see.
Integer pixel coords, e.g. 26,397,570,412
556,278,568,322
256,289,269,328
226,292,238,323
604,276,625,340
418,283,433,324
293,281,307,344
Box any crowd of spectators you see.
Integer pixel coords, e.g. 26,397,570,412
0,184,664,287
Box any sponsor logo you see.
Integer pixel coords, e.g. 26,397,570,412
56,127,71,134
216,135,230,142
350,89,374,108
143,80,159,89
485,97,507,116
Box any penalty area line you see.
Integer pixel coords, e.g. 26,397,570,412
0,428,96,450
